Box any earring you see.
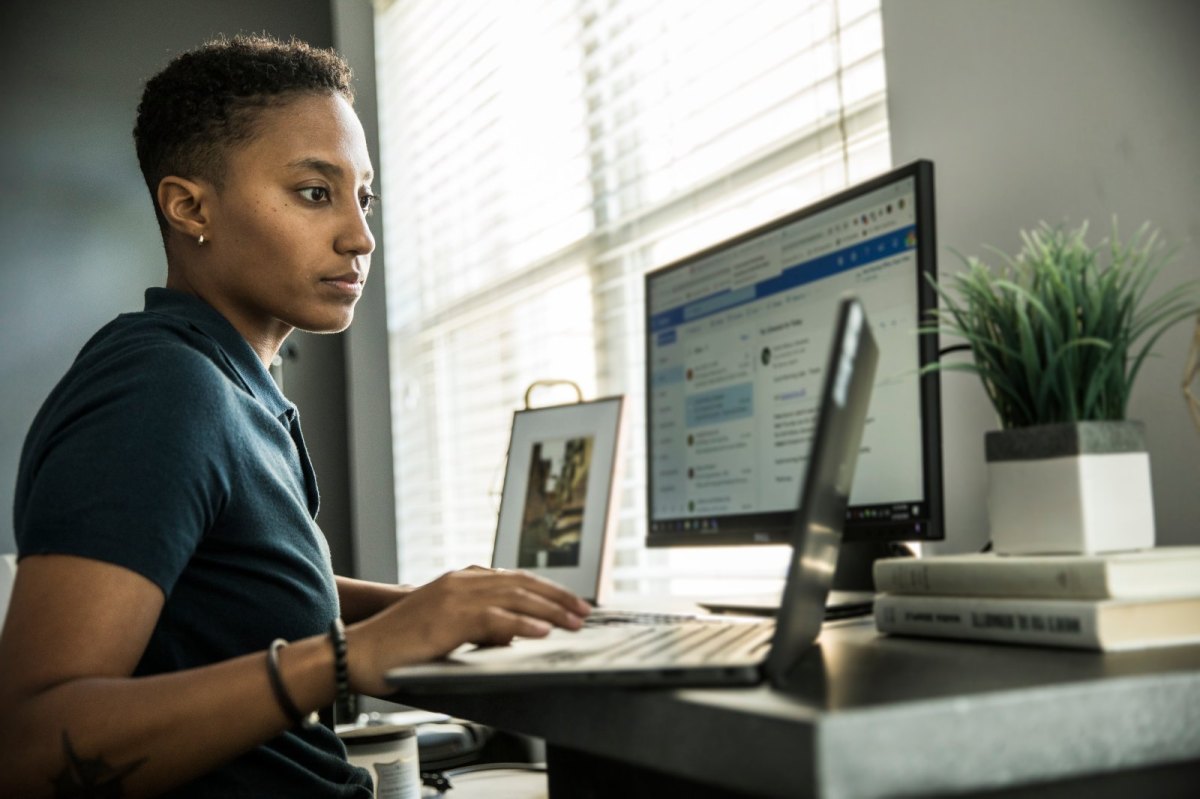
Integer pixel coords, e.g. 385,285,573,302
198,234,206,246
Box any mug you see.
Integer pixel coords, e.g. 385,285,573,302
340,723,421,799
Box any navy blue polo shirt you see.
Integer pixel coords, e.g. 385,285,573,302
15,288,371,797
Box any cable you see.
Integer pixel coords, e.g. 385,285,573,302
423,762,548,794
446,762,548,778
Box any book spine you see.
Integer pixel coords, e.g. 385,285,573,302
874,594,1103,649
873,559,1107,599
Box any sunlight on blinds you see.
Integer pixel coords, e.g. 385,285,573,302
375,0,890,589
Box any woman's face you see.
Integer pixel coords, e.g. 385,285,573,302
195,92,376,355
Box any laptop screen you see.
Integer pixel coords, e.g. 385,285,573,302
766,297,878,684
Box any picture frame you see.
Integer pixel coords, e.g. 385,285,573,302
491,396,625,601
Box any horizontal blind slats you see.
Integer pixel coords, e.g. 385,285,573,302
375,0,887,588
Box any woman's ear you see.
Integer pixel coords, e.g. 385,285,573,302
157,176,211,242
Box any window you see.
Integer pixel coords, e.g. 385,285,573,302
374,0,890,592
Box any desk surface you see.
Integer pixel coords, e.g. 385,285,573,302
392,619,1200,797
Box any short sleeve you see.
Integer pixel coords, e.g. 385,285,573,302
16,339,235,595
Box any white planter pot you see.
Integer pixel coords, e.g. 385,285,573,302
985,421,1155,555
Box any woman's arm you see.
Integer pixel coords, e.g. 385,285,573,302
335,575,413,623
0,554,334,798
335,564,506,622
0,555,588,797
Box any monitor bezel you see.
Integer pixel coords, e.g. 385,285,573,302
643,159,943,547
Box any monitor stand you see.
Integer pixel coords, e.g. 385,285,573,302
697,540,911,618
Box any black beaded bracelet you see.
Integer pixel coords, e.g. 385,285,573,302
329,618,349,707
267,638,319,729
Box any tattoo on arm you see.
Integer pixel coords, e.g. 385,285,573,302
53,731,148,799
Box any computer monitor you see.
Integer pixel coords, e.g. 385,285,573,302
644,160,943,557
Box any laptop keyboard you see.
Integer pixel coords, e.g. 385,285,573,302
585,609,699,626
563,617,775,666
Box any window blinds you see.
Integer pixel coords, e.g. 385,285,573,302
374,0,890,591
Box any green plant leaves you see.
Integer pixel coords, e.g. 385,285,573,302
923,221,1199,428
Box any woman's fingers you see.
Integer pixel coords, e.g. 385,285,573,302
439,568,591,625
473,606,553,646
486,569,592,618
481,584,585,633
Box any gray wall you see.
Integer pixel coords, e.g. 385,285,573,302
882,0,1200,551
0,0,370,572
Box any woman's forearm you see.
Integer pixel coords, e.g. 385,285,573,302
336,575,413,622
0,633,337,799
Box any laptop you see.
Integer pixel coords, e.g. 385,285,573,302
385,296,879,691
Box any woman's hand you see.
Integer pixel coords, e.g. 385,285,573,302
344,567,591,695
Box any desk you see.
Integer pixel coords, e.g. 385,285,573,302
390,619,1200,797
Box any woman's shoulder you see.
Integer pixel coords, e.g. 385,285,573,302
50,311,241,424
81,310,231,385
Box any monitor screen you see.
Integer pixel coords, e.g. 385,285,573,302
644,160,942,547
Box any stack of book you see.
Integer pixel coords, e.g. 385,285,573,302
872,547,1200,651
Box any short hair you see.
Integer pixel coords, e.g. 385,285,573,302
133,34,354,235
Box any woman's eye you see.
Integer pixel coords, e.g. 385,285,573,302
299,187,330,203
360,193,378,214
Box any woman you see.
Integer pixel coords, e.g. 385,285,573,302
0,35,589,798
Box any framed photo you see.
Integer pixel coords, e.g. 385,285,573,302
492,396,624,600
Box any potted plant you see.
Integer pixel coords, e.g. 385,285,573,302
927,220,1198,555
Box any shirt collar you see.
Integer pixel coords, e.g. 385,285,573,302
143,287,293,420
